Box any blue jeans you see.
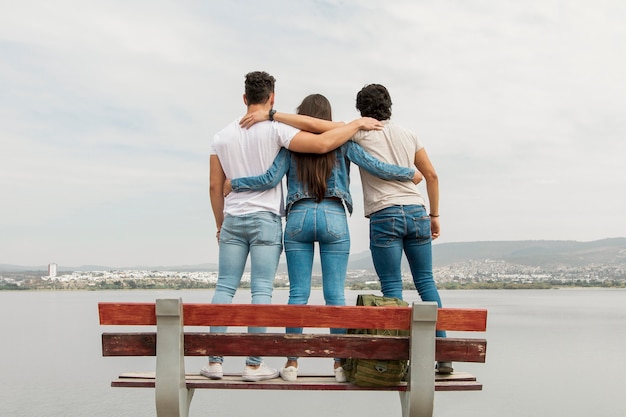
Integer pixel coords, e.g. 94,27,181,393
369,205,446,338
209,211,283,366
284,199,348,361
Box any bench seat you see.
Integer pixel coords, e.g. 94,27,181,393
112,371,482,391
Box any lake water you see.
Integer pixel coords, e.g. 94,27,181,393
1,288,624,417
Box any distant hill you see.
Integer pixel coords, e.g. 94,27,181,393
3,238,625,273
344,238,626,270
430,238,626,267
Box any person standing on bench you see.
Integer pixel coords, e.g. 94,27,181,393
227,93,421,382
351,83,453,374
205,71,383,381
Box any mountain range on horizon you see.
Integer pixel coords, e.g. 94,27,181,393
3,238,626,273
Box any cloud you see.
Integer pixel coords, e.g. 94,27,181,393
1,1,625,266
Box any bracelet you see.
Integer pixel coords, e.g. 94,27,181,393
429,214,440,217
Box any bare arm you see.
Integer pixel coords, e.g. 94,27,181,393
240,110,344,133
414,148,440,239
288,117,382,154
209,155,226,241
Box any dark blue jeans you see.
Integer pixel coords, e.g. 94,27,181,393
369,205,446,338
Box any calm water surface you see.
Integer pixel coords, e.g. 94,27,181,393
1,288,624,417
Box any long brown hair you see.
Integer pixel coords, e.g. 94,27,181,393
294,94,336,202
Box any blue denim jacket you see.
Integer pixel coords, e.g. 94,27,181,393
230,141,415,215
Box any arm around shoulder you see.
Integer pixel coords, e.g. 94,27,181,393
288,118,383,154
239,109,343,133
275,112,344,133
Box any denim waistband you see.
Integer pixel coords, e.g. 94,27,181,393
224,211,281,221
370,204,427,216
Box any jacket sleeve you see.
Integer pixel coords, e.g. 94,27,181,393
230,148,291,192
345,142,415,181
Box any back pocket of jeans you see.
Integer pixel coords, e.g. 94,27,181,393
285,209,306,238
411,215,431,242
370,217,395,247
324,208,348,239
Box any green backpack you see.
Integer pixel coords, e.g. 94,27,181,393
341,294,409,387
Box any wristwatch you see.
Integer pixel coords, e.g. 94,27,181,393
269,109,276,121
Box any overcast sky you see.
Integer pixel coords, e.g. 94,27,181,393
1,1,625,268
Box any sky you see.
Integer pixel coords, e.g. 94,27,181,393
1,0,625,268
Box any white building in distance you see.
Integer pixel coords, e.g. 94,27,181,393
48,263,57,278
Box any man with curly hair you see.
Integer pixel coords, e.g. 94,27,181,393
351,83,453,374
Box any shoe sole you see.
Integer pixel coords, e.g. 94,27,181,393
279,372,298,382
242,370,279,382
200,370,223,380
280,367,298,382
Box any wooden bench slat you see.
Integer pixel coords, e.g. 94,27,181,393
99,303,156,325
436,337,487,363
111,372,481,392
437,308,488,332
99,303,487,332
99,303,410,329
118,371,478,382
435,381,483,392
184,333,409,360
102,333,486,363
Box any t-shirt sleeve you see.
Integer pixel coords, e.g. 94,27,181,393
351,130,364,144
413,132,424,152
209,130,221,155
273,122,300,148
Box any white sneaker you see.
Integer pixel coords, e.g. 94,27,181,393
242,362,279,382
279,365,298,382
334,366,347,383
200,362,223,380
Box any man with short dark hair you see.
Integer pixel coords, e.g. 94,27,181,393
204,72,383,381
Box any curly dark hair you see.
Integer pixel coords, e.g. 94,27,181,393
244,71,275,105
355,84,392,121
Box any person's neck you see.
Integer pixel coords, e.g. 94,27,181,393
246,103,272,115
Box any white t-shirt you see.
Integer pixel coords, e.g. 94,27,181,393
210,119,299,216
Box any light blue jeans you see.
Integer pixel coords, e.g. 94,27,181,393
284,198,348,362
209,211,283,366
369,205,446,338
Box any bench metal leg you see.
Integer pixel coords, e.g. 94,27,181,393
155,299,194,417
400,302,438,417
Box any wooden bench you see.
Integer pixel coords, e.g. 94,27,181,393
99,298,487,417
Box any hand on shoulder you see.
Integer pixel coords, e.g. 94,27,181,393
353,117,383,131
240,110,269,129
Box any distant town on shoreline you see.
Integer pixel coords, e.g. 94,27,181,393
2,238,625,291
